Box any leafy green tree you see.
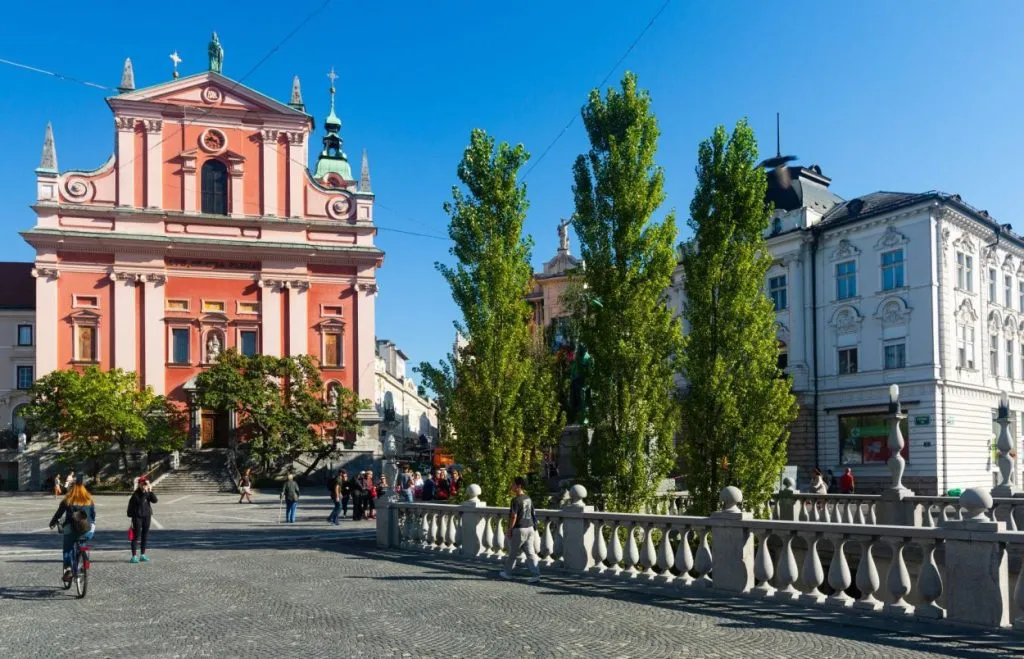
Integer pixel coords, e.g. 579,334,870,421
22,367,186,480
194,351,342,473
419,128,563,506
303,381,370,478
569,72,682,512
679,120,798,515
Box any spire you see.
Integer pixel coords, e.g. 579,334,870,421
118,58,135,94
325,67,341,130
38,122,57,173
313,66,351,183
360,150,372,192
289,75,305,111
208,32,224,73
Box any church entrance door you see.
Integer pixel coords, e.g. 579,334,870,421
200,410,231,448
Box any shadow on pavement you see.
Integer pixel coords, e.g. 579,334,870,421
0,586,63,601
329,542,1024,659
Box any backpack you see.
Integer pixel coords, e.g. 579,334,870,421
70,506,90,535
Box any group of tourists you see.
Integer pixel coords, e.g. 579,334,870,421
396,465,462,503
327,469,384,523
809,466,856,494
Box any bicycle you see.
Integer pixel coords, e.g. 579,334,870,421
53,522,90,599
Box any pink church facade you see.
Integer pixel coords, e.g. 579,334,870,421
24,38,382,448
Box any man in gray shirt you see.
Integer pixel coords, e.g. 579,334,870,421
499,476,540,583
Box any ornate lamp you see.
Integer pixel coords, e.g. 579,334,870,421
887,384,908,491
994,391,1017,496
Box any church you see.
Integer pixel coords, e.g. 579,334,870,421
24,35,383,450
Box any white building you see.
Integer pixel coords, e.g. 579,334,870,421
669,161,1023,495
375,339,438,451
0,263,36,489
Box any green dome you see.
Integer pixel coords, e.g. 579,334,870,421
314,154,352,181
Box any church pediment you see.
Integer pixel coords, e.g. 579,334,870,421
111,71,308,119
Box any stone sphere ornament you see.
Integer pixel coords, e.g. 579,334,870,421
719,485,743,513
569,484,588,503
959,487,992,521
466,483,482,502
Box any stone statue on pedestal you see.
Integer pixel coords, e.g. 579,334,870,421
207,334,221,361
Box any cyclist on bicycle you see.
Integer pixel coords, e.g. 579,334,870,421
48,483,96,580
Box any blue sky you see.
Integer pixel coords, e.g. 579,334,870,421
2,1,1023,376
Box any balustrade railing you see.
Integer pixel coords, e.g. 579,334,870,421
383,483,1024,631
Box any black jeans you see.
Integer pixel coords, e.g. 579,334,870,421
131,516,151,555
341,494,350,516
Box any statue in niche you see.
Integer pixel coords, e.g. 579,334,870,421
207,333,221,361
328,386,340,409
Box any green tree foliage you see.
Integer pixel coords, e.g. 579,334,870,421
22,367,186,479
419,128,563,506
304,381,370,477
194,351,361,473
569,72,682,512
679,120,798,515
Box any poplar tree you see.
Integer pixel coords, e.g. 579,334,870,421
570,72,682,512
679,120,798,515
419,129,562,506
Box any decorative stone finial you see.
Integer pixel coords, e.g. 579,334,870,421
781,477,794,492
719,485,743,513
38,122,57,173
569,484,587,503
960,487,992,521
466,483,481,503
208,32,224,73
118,57,135,93
289,75,305,111
360,149,372,193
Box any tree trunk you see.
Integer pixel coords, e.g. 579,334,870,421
301,442,339,479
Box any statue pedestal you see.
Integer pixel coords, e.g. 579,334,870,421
557,425,593,482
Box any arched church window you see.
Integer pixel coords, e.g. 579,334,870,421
201,160,228,215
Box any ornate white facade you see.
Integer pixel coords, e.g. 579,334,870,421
375,339,438,451
669,164,1023,495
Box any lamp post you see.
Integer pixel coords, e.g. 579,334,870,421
887,384,910,492
993,391,1017,497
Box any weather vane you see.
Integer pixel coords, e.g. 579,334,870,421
170,51,182,79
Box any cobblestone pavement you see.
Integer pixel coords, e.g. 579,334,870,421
1,492,1022,658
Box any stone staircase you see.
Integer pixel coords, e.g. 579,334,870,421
153,450,237,494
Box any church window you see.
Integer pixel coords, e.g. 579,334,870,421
323,332,342,367
240,330,258,357
76,325,97,362
171,328,190,364
201,160,229,215
322,305,343,317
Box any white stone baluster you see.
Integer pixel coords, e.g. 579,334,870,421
496,517,507,555
853,538,883,611
609,523,625,576
922,504,934,528
867,503,877,525
694,528,713,587
798,500,809,522
420,512,431,550
1014,547,1024,631
623,524,640,578
641,524,658,580
773,531,800,600
591,522,607,574
480,516,493,557
656,524,674,584
799,532,826,604
915,539,945,619
826,535,853,608
454,513,463,548
752,530,775,597
447,513,459,551
674,527,694,587
854,502,866,525
435,513,446,550
552,519,564,565
884,539,914,616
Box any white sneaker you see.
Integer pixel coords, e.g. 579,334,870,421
498,571,511,579
527,576,540,584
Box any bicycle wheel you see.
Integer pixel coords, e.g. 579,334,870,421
74,550,88,599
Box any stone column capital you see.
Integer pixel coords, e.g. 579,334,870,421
259,128,280,143
115,116,136,131
143,119,163,133
31,266,59,281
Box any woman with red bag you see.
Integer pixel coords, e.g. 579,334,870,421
127,476,158,563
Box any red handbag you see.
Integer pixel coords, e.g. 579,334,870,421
128,526,135,541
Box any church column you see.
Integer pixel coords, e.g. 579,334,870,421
115,117,135,208
229,158,245,218
259,279,283,357
142,274,166,394
182,152,197,213
288,281,309,356
356,280,378,403
31,265,59,377
286,132,306,218
144,119,163,209
111,270,139,372
260,129,279,217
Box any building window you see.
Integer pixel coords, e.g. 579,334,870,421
73,295,99,309
17,324,32,346
881,249,904,291
1008,339,1016,379
991,333,1000,375
166,299,189,312
75,325,97,362
323,332,342,367
836,261,857,299
956,252,973,291
884,342,906,370
1006,275,1014,307
959,326,976,369
240,330,258,357
202,300,226,313
322,305,343,317
768,275,787,311
201,160,228,215
16,365,33,390
840,413,909,465
238,302,259,315
777,351,788,370
838,347,858,374
171,328,190,364
989,268,997,301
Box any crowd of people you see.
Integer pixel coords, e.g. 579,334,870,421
808,466,856,494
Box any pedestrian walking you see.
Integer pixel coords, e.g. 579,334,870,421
808,468,828,494
238,468,254,504
838,467,856,494
127,476,158,563
326,470,343,525
498,476,540,583
64,470,76,490
399,465,415,503
339,470,352,518
280,473,300,523
52,473,63,499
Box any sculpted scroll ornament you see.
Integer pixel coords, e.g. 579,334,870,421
875,225,908,250
954,299,978,324
327,197,352,220
830,239,860,262
832,307,861,335
877,299,910,325
201,86,223,104
63,177,91,201
199,129,227,154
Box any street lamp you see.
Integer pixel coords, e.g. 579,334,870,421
994,391,1016,496
887,383,908,491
